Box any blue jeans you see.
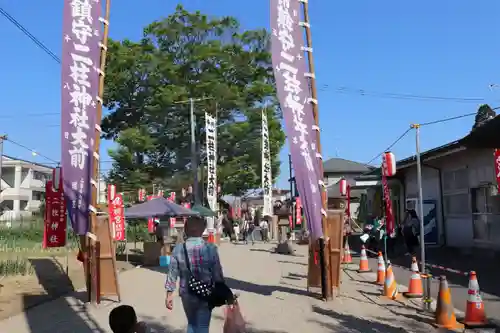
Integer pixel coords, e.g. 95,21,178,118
181,295,212,333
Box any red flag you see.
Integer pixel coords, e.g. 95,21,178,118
167,195,176,228
494,149,500,189
295,197,302,225
382,173,395,235
182,202,190,225
146,195,160,232
109,193,125,241
138,188,146,202
43,180,67,248
346,185,351,218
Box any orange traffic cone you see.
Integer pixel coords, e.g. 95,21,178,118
435,276,462,330
375,252,385,285
403,257,423,298
383,261,399,299
342,240,352,264
207,229,216,244
357,245,371,273
462,271,487,327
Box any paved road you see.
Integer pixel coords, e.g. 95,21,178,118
0,241,451,332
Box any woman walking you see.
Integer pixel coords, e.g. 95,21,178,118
165,217,225,333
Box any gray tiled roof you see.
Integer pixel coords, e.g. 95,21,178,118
323,158,373,173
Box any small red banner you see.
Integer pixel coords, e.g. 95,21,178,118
109,193,125,241
295,197,302,225
147,195,160,232
494,149,500,189
43,179,67,248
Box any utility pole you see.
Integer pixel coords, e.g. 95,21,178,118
411,123,429,309
0,135,6,199
300,0,331,300
173,97,213,206
190,98,200,205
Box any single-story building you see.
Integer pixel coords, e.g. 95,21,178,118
358,115,500,250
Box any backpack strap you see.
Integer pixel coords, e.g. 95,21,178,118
182,243,193,274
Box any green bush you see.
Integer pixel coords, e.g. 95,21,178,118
0,257,34,276
0,219,152,252
115,241,126,255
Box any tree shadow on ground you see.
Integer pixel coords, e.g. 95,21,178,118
224,277,311,298
311,305,431,333
277,260,307,266
141,314,288,333
116,253,143,266
23,258,105,333
211,313,289,333
249,248,274,253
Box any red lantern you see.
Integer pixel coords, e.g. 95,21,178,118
382,151,396,177
339,178,347,196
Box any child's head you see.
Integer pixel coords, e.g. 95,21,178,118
109,305,138,333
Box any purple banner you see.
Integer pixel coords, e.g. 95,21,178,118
61,0,102,235
270,0,323,240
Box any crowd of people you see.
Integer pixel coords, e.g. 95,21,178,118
220,207,271,244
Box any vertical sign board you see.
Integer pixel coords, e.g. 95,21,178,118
61,0,102,236
43,179,67,248
205,112,218,233
262,109,273,217
109,193,125,241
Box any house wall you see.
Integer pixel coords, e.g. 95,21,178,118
325,172,366,220
402,148,499,249
403,166,444,245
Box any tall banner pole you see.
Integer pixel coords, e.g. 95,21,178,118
300,0,331,300
91,0,113,304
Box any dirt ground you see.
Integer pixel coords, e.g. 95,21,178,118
0,252,135,320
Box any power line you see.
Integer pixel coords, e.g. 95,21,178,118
4,137,59,164
0,112,59,119
419,106,499,127
361,109,490,168
1,6,488,108
419,112,476,127
321,85,487,104
0,6,61,64
364,128,412,166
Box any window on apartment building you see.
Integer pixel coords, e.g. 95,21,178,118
442,168,470,216
32,191,44,201
471,186,500,242
33,171,51,182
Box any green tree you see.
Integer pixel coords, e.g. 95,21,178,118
472,104,496,130
102,5,285,196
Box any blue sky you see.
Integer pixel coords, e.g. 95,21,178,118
1,0,499,189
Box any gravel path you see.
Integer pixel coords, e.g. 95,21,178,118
0,242,448,332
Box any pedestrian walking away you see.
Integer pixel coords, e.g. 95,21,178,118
260,218,269,243
165,216,228,333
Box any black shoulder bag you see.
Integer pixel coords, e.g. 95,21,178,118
182,243,234,308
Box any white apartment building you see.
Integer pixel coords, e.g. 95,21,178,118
0,155,53,221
